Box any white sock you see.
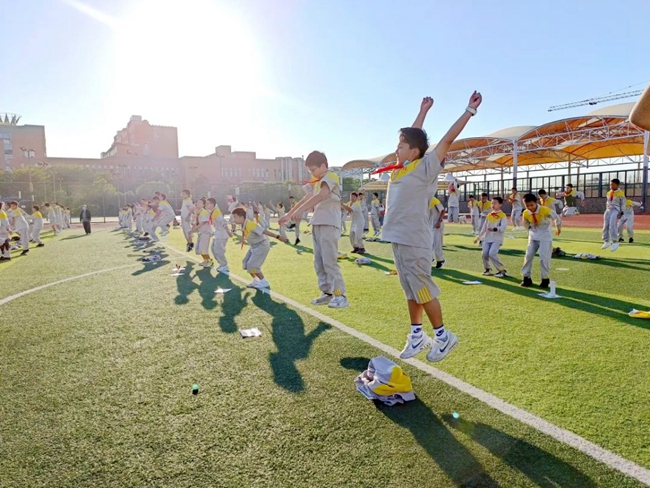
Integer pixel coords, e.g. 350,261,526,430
435,326,448,342
411,324,423,337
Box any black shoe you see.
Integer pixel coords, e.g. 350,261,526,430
435,260,445,269
294,238,301,246
0,257,10,262
186,243,194,252
351,248,358,254
618,238,624,243
539,278,550,289
143,232,149,236
37,243,45,247
20,250,29,255
357,249,366,255
629,238,634,243
520,277,533,287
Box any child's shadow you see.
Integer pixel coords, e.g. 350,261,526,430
340,357,499,487
442,415,597,487
252,292,330,393
131,256,170,276
174,262,197,304
216,274,248,334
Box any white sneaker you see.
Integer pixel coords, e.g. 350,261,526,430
328,296,349,308
217,265,230,274
427,332,458,362
255,278,270,289
311,294,333,306
161,230,169,237
601,241,611,250
482,269,492,276
399,333,433,359
246,279,259,288
610,242,619,252
199,260,212,268
495,270,508,278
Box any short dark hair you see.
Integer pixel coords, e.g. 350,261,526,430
351,192,358,197
481,193,488,198
160,193,167,199
182,189,191,195
469,195,475,199
289,196,294,199
232,208,247,218
523,193,538,203
538,189,547,195
492,196,503,204
399,127,429,159
373,192,379,198
152,196,160,201
33,205,40,211
611,178,620,185
566,183,573,188
511,187,518,191
305,151,328,168
207,197,216,206
9,201,18,206
44,203,50,207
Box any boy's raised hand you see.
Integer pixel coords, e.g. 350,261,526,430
420,97,434,112
468,91,483,110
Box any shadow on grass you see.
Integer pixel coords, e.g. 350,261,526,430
341,357,595,487
442,415,598,487
252,291,330,393
217,275,248,334
339,357,498,486
174,261,197,305
435,268,649,329
59,234,88,240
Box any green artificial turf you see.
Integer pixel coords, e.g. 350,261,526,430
0,225,648,487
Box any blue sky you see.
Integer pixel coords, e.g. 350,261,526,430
2,0,649,164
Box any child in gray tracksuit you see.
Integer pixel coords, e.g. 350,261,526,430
475,197,508,277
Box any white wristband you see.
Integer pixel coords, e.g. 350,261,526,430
465,106,477,116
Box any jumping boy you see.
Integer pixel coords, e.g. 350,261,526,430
192,198,213,267
280,151,349,308
618,199,641,243
429,195,446,269
521,193,562,289
468,195,480,235
446,178,460,223
538,189,563,227
475,197,508,277
507,187,524,230
231,207,287,289
29,205,44,247
7,201,30,255
180,189,195,252
375,92,482,363
206,197,233,273
602,178,626,252
477,193,491,234
370,192,382,236
342,192,365,255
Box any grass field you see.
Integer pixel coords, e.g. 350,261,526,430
1,222,650,487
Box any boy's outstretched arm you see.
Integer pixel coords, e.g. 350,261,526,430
435,91,482,162
412,97,434,129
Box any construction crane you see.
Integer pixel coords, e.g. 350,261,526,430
548,89,643,112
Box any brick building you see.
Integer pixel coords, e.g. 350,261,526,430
180,145,306,188
0,113,47,170
1,113,306,190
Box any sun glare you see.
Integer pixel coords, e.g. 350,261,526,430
111,0,262,128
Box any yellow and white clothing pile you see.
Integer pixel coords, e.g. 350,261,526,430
354,356,416,406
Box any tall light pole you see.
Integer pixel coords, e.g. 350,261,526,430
21,147,35,202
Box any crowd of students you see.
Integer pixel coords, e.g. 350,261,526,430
109,91,645,368
0,201,70,261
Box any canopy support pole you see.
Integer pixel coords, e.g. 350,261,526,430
512,144,518,188
643,130,649,212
